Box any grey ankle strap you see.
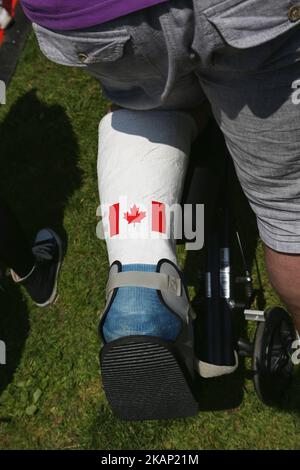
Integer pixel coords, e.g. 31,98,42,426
106,271,182,299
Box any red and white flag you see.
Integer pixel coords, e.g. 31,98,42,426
109,201,166,238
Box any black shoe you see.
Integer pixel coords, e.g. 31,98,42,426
11,228,63,307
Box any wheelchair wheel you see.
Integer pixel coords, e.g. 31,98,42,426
252,307,296,406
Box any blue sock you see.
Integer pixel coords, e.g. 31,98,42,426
102,264,182,343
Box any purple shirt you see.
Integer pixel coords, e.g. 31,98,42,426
20,0,168,30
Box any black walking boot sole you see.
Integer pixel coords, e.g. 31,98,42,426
100,335,198,421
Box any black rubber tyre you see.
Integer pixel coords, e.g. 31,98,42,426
100,335,199,421
252,307,296,406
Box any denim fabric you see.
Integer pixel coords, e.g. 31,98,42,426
102,264,182,343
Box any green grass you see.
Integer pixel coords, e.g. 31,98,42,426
0,32,300,450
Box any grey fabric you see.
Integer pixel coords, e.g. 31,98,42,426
102,261,119,313
158,260,192,322
32,0,300,253
105,271,182,298
196,351,239,379
158,260,196,377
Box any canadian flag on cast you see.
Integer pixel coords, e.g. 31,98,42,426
109,201,166,237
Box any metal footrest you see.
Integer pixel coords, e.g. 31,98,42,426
244,309,265,322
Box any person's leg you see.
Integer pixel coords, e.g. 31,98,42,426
97,109,199,342
264,247,300,333
0,197,63,307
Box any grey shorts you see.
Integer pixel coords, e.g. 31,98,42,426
32,0,300,253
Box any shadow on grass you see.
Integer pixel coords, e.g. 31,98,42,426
0,89,82,398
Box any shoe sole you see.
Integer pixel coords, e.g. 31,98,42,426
35,229,64,308
100,335,198,421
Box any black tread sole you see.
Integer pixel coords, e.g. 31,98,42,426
100,336,199,421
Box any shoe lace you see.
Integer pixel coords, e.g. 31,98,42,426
32,242,54,263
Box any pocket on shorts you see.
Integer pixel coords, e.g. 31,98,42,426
32,22,131,67
203,0,299,49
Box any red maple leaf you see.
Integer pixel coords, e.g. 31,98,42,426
124,204,146,225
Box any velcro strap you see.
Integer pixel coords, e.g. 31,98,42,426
106,271,182,299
